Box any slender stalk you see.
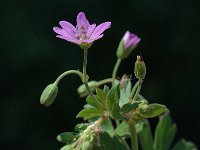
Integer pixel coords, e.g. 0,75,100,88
130,81,139,99
97,78,119,87
54,70,83,85
132,79,143,101
82,49,106,110
112,58,122,86
128,119,138,150
83,48,88,82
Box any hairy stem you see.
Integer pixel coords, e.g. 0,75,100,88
112,58,122,86
130,81,139,99
97,78,119,87
82,49,106,110
128,119,138,150
54,70,83,85
132,79,143,101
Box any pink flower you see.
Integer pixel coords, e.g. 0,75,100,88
116,31,141,59
123,31,141,50
53,12,111,49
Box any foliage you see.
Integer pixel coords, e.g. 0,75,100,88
40,12,197,150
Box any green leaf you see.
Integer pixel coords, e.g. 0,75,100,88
119,80,132,107
139,103,167,118
138,119,153,150
171,139,197,150
96,88,107,106
115,121,130,137
115,121,144,138
76,108,104,120
101,119,115,136
113,134,130,150
57,132,75,143
103,85,110,94
107,84,120,112
153,113,177,150
110,103,123,119
95,133,129,150
120,101,141,114
86,95,105,110
95,132,115,150
135,122,144,133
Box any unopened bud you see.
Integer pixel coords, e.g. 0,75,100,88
40,83,58,107
77,81,98,97
138,104,151,114
57,132,75,143
134,55,146,79
117,31,141,59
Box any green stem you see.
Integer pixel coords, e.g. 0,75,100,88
128,119,138,150
82,49,106,110
97,78,119,87
132,79,143,102
54,70,83,85
130,81,139,99
112,58,122,86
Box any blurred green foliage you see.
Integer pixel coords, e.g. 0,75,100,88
1,0,200,149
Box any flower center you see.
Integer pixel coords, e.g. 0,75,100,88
76,26,88,41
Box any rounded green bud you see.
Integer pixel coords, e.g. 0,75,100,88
138,104,151,114
134,55,146,79
57,132,75,143
77,81,98,97
40,83,58,107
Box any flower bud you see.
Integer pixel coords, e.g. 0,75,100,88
138,104,151,114
40,83,58,107
77,81,98,97
116,31,141,59
57,132,75,143
134,55,146,79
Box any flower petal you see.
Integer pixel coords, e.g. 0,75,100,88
76,12,90,30
89,34,104,43
90,22,111,39
56,35,81,45
53,27,75,39
87,24,96,37
59,21,77,35
53,27,67,35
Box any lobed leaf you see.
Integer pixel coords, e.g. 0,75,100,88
153,113,177,150
96,88,107,106
138,119,153,150
76,108,104,120
119,80,132,107
120,101,141,114
171,139,197,150
107,84,120,112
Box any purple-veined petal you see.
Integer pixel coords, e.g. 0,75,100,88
76,12,90,30
59,21,77,36
56,35,81,45
53,27,67,35
87,24,96,37
90,22,111,39
89,34,104,43
123,31,130,45
53,27,75,39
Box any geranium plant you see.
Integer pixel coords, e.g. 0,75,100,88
40,12,197,150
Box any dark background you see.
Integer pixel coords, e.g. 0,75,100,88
1,0,200,149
